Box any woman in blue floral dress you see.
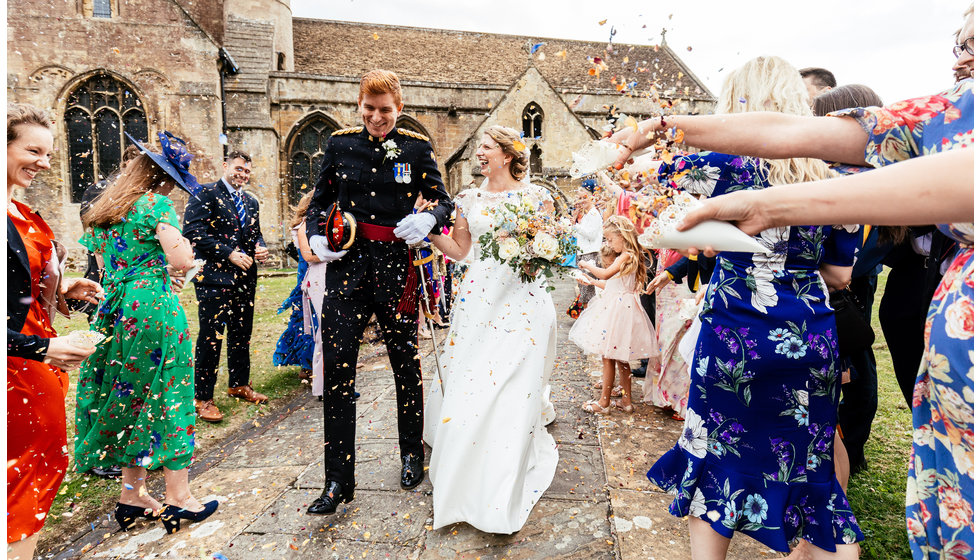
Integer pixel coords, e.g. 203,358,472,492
611,16,974,557
645,57,864,557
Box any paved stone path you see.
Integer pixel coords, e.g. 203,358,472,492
61,280,783,560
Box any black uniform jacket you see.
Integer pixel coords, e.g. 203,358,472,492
306,126,454,301
183,179,266,288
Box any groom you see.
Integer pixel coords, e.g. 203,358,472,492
305,69,454,514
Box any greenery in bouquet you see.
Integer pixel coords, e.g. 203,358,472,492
477,192,578,289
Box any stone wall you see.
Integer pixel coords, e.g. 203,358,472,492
7,4,716,265
7,0,223,264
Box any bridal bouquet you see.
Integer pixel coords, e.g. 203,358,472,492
477,193,578,287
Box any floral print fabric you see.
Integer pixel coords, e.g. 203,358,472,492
836,79,974,560
74,193,196,472
646,151,863,553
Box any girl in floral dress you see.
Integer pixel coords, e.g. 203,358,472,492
645,57,863,557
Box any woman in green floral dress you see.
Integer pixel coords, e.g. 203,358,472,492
75,132,218,533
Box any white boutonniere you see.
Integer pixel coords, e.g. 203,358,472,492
382,139,401,161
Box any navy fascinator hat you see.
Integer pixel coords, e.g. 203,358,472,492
125,131,203,197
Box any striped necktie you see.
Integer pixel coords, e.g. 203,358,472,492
232,190,248,228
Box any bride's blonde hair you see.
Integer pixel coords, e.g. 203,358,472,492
717,56,837,185
484,125,529,181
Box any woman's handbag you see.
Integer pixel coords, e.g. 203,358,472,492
830,288,875,357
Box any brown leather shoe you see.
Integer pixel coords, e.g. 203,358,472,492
227,383,268,404
195,399,223,423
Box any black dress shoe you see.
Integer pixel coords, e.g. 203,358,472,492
400,453,425,490
631,359,648,378
307,481,353,515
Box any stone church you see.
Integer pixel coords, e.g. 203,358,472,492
7,0,715,261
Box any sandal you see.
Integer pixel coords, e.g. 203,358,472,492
613,399,635,413
581,400,610,414
590,381,623,397
670,412,685,421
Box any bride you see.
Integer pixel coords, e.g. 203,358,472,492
422,125,559,534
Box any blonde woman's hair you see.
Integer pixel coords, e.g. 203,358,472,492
716,56,837,185
7,103,51,144
483,125,529,181
290,190,315,228
603,215,646,289
82,154,175,228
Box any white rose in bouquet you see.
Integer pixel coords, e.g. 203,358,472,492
498,237,521,260
531,232,559,260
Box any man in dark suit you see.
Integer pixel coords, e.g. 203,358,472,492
304,70,454,515
183,150,269,423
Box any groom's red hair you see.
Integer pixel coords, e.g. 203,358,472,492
358,69,403,108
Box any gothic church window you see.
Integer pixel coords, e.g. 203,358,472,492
287,115,339,205
93,0,112,18
522,102,543,139
64,74,147,203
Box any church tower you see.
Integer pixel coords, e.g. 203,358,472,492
221,0,295,249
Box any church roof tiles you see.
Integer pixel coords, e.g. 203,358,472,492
292,19,713,101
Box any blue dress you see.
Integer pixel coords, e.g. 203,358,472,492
273,256,314,369
646,152,863,552
835,80,974,560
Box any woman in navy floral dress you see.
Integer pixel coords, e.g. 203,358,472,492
645,57,863,557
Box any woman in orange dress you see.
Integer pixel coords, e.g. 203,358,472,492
6,103,103,560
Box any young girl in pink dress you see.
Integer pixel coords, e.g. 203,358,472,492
570,215,657,414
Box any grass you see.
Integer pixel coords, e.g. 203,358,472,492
39,271,306,551
842,268,914,559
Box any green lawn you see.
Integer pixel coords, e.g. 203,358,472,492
40,272,306,550
844,269,914,559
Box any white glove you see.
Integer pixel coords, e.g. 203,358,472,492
393,212,437,245
309,235,348,263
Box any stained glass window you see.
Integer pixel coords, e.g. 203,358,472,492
64,74,147,202
287,115,339,205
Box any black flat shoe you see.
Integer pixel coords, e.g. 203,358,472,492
400,453,425,490
160,500,219,534
307,480,353,515
90,466,122,479
114,502,160,531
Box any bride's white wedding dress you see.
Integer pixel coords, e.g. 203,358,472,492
423,181,559,534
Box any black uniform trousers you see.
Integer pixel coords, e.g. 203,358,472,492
194,282,257,401
320,294,423,489
837,273,878,470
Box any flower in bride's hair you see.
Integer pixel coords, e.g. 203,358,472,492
531,232,559,260
498,237,521,260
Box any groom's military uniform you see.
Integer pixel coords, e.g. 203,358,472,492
306,126,454,495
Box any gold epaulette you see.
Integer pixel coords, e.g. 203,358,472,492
396,128,429,142
331,126,363,136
